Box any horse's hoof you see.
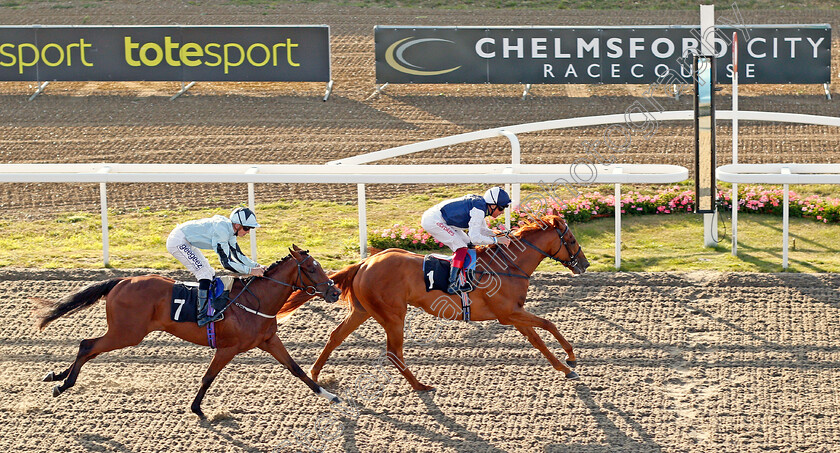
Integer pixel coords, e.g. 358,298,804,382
566,360,577,368
191,407,206,420
52,385,62,397
414,385,436,392
331,396,341,404
42,371,55,382
565,371,580,380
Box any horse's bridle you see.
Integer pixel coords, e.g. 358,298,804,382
479,222,582,283
517,223,582,270
260,254,336,297
230,254,336,318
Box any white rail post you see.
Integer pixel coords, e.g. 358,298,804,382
499,129,520,231
100,182,109,267
504,183,512,231
97,166,112,267
731,31,739,257
358,183,367,258
499,129,521,208
247,167,258,260
782,167,791,269
614,167,623,270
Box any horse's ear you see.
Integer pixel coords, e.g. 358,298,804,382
291,244,301,251
288,246,300,258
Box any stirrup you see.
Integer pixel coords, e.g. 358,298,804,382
447,282,460,294
198,311,223,327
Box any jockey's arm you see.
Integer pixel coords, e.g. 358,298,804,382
214,227,261,274
467,207,497,245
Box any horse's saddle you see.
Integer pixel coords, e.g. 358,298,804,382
170,276,235,323
422,254,478,294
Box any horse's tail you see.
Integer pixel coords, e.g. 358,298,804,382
330,261,363,304
33,278,125,331
276,261,364,322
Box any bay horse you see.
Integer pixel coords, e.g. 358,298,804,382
279,215,589,391
33,245,341,418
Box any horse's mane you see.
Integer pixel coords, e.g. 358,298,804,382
265,251,308,273
511,215,566,238
475,215,565,253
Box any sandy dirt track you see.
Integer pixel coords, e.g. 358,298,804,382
1,268,839,452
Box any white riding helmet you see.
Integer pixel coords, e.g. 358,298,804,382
230,207,260,228
483,186,511,208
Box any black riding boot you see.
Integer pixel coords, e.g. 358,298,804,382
447,266,462,294
196,279,212,327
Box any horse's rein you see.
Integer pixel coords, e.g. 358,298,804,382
229,255,335,319
480,223,580,280
517,224,582,269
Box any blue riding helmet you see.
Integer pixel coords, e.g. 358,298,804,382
483,187,511,209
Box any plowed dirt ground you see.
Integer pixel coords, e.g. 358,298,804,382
2,269,839,452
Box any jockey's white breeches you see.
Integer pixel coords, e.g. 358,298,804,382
421,208,470,252
166,229,214,280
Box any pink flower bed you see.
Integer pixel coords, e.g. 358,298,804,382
369,186,839,250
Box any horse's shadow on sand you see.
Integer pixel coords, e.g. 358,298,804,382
196,416,263,453
543,385,662,453
335,387,662,452
337,391,507,453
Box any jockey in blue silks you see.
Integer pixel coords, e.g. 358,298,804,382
421,187,512,293
166,207,267,326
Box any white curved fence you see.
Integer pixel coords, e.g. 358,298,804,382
0,162,687,267
717,164,840,269
2,109,837,269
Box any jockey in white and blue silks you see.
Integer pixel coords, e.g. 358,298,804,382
166,207,266,326
421,187,512,293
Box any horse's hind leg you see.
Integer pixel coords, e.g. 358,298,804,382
379,318,434,391
42,363,79,382
52,329,144,397
259,335,340,404
310,305,371,382
514,325,578,380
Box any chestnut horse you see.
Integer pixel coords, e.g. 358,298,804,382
34,245,341,418
279,215,589,391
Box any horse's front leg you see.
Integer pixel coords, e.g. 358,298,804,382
501,308,577,367
513,325,579,379
191,347,238,419
258,335,340,404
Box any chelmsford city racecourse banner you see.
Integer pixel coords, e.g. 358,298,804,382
375,25,830,84
0,25,330,82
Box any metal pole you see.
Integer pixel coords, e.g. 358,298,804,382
700,4,716,247
358,183,367,258
732,31,739,256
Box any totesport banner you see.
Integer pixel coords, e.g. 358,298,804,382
0,25,330,82
375,25,830,84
